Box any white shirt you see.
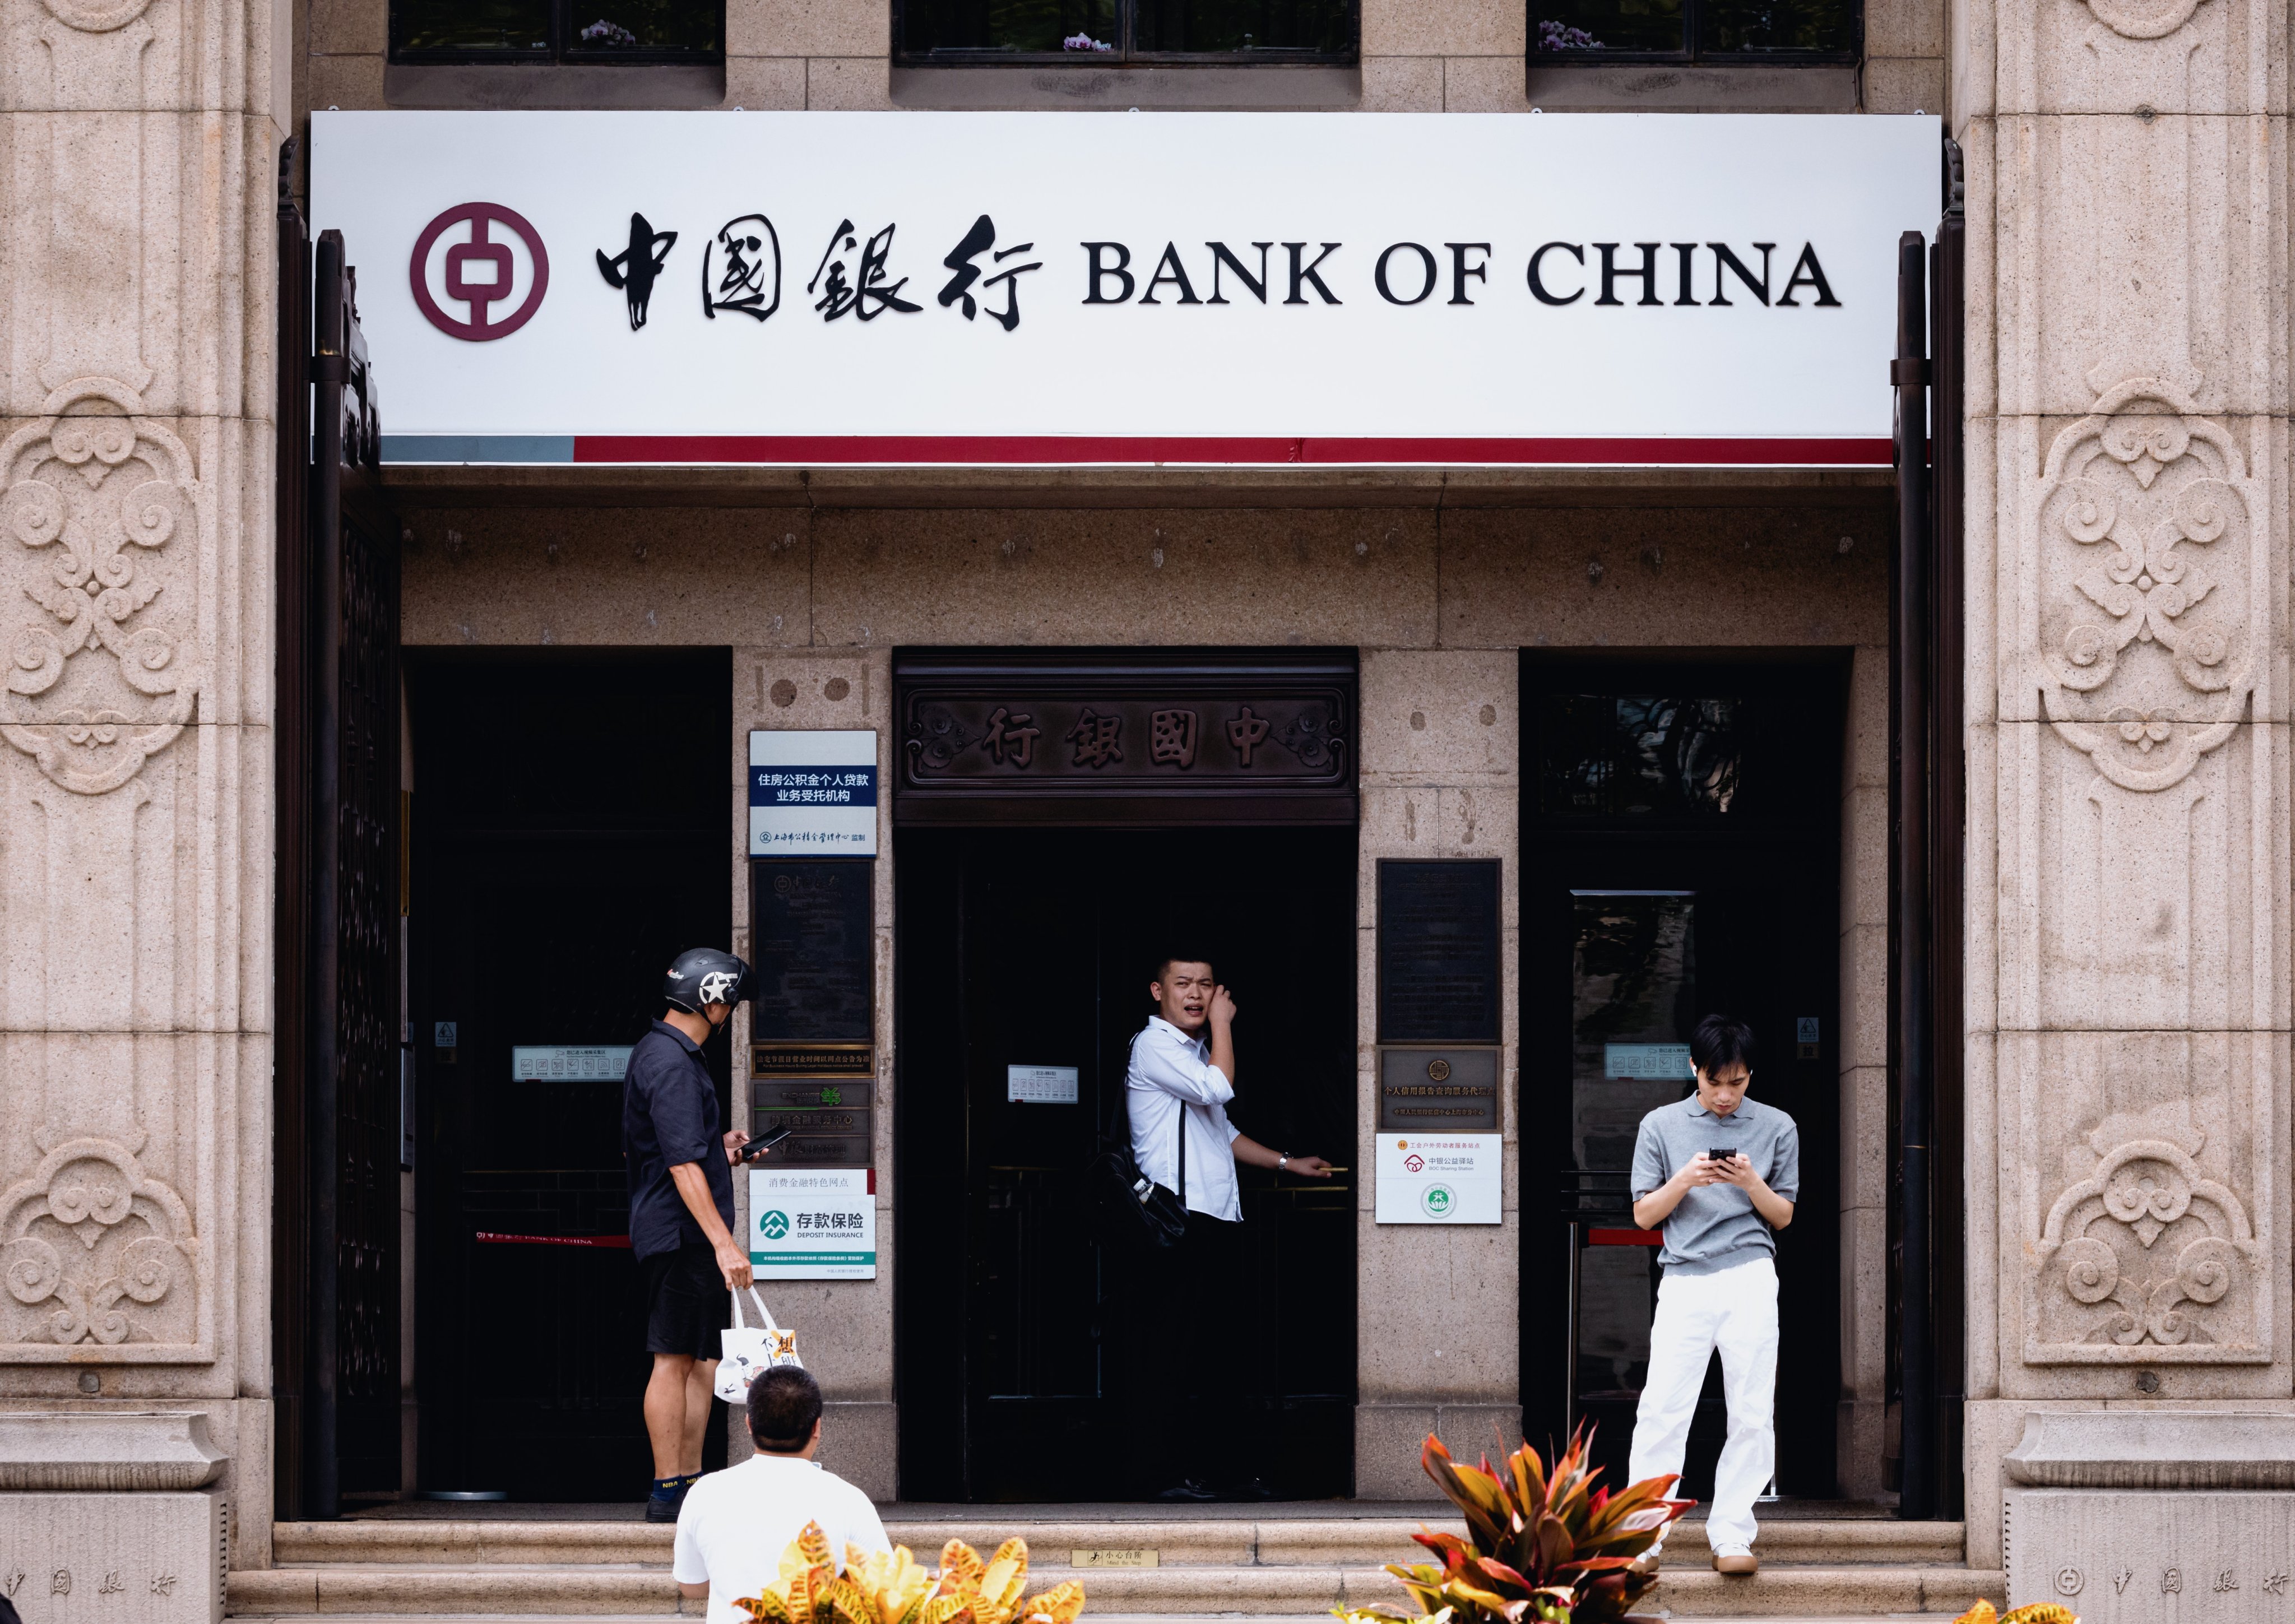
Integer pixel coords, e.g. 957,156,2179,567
673,1454,891,1624
1126,1017,1244,1223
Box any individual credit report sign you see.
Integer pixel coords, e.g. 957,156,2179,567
1375,1133,1502,1224
309,111,1937,467
749,730,878,856
750,1168,875,1279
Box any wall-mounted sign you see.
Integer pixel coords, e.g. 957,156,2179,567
1377,1047,1500,1131
1008,1065,1080,1104
310,110,1936,468
893,648,1356,825
1605,1042,1693,1080
1378,860,1503,1044
749,1167,875,1279
511,1045,633,1082
751,1043,874,1080
1374,1133,1501,1224
750,731,878,855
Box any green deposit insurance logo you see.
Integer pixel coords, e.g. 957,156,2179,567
760,1209,790,1241
1421,1184,1456,1219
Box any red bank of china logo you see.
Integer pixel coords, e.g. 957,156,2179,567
410,202,550,341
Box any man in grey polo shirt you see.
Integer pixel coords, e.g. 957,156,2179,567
1625,1013,1799,1577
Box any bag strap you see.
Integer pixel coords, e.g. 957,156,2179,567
1176,1092,1187,1205
732,1286,778,1332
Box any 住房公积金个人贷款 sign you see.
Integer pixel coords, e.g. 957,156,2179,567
310,110,1938,467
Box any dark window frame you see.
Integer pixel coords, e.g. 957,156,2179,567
891,0,1360,67
1528,0,1860,66
390,1,726,66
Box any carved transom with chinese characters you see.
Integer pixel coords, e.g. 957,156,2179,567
2034,380,2261,794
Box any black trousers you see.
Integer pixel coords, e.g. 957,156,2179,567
1126,1214,1265,1487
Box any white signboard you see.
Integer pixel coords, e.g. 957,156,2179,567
749,1167,876,1279
1007,1065,1080,1104
511,1044,633,1081
1375,1133,1502,1224
309,111,1936,467
749,730,878,856
1605,1042,1693,1080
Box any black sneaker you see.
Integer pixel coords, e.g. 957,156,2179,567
1156,1478,1218,1502
1223,1477,1276,1501
645,1493,681,1523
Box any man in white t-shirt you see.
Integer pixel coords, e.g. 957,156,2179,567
674,1366,889,1622
1126,952,1334,1501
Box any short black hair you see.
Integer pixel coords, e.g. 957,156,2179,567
748,1365,823,1451
1152,950,1214,985
1690,1013,1757,1078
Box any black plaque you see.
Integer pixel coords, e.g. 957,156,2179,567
750,859,874,1042
1378,860,1502,1043
1376,1046,1501,1131
892,647,1356,826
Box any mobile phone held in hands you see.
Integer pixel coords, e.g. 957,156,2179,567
1708,1147,1740,1164
739,1125,794,1162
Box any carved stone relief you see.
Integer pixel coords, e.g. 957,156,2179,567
0,1135,198,1356
2079,0,2210,39
2030,1102,2265,1362
2034,379,2261,794
0,379,198,794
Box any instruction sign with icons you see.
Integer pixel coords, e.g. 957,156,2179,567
749,1167,876,1279
1375,1133,1502,1224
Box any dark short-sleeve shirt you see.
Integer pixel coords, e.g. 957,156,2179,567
622,1020,734,1262
1629,1094,1801,1277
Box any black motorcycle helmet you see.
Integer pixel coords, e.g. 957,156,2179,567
662,947,750,1014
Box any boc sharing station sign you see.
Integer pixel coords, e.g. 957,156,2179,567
309,110,1937,467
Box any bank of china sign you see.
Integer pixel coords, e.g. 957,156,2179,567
310,110,1936,468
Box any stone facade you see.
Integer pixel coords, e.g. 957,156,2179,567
0,0,2278,1567
1956,0,2295,1567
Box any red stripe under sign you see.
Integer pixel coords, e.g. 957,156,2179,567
475,1231,633,1249
1588,1228,1665,1246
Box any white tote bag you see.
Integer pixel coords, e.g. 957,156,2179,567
716,1286,803,1402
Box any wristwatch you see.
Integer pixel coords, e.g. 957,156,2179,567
1277,1152,1290,1170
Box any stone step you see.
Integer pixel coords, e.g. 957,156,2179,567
226,1560,2004,1618
270,1518,1967,1570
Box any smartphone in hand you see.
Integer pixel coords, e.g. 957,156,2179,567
1708,1147,1741,1164
739,1125,794,1163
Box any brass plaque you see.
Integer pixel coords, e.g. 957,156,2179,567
752,1041,874,1080
1072,1550,1158,1569
1377,1046,1501,1132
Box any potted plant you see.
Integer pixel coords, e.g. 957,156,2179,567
735,1524,1087,1624
1340,1430,1693,1624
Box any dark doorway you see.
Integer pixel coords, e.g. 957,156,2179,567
1520,653,1844,1502
896,825,1357,1502
407,647,731,1501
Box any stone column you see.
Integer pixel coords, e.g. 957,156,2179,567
1958,0,2290,1565
0,0,280,1576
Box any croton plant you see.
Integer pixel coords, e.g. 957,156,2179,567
735,1524,1086,1624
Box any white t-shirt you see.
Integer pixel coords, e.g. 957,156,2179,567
673,1454,891,1624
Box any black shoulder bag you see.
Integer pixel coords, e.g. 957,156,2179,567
1086,1075,1188,1254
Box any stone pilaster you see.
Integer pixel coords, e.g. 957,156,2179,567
0,0,280,1572
1956,0,2293,1567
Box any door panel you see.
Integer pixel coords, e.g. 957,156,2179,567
1523,656,1844,1501
897,825,1356,1501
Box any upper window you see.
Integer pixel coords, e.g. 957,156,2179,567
894,0,1357,63
1533,0,1856,61
391,0,724,63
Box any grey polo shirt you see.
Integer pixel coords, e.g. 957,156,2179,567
1629,1094,1801,1277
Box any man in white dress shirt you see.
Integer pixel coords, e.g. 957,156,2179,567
1128,953,1333,1500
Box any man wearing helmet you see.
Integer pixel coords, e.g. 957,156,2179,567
623,946,756,1522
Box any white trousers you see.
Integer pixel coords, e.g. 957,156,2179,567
1625,1256,1779,1554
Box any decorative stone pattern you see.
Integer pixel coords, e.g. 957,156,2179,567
0,379,201,795
0,1138,198,1354
2033,381,2262,795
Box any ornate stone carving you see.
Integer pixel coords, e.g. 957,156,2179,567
36,0,155,33
2077,0,2209,38
2032,1116,2264,1362
2034,379,2261,793
0,1138,195,1352
0,379,198,794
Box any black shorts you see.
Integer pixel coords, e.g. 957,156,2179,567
640,1242,728,1359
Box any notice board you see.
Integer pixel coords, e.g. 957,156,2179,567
1377,859,1502,1044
